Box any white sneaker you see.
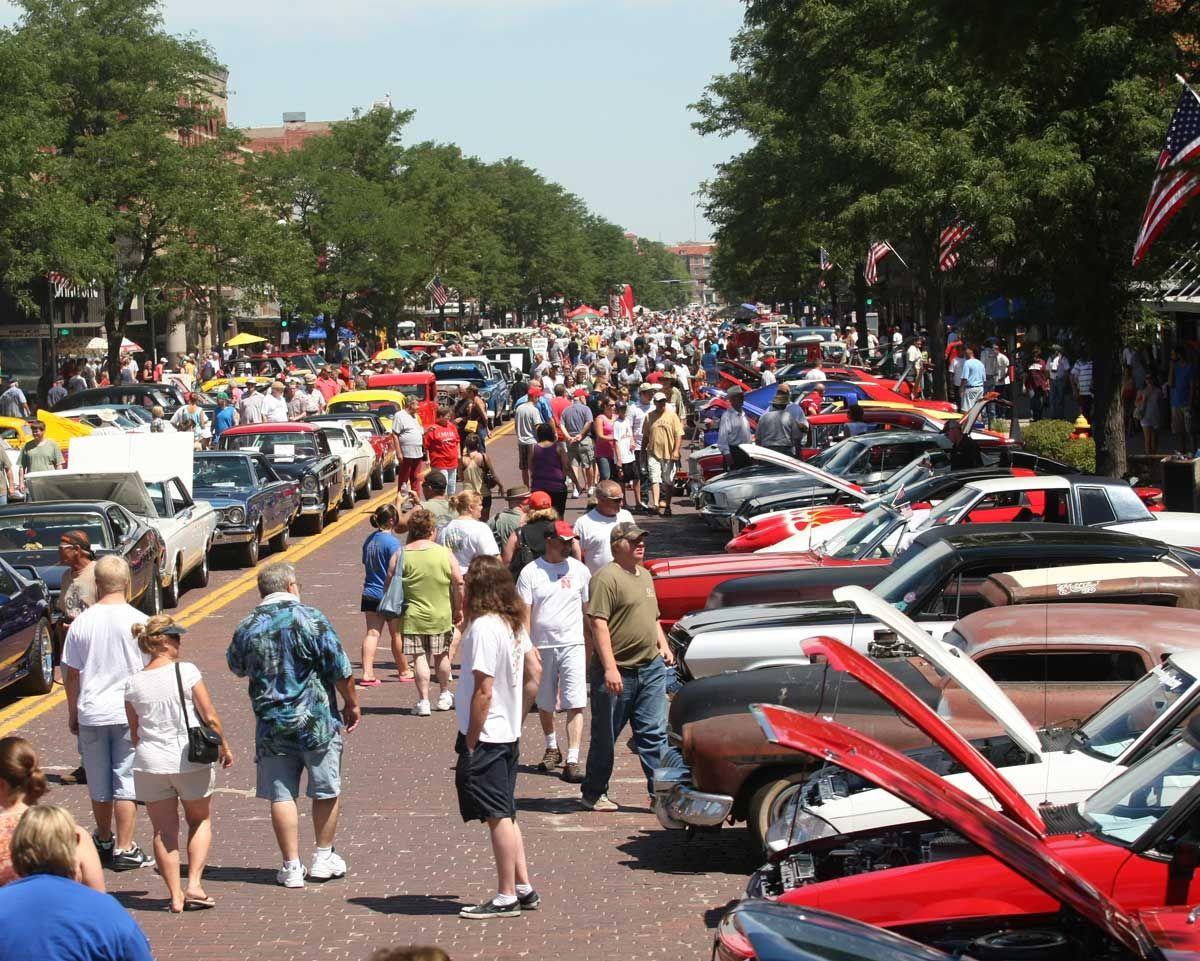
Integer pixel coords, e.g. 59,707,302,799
309,849,346,881
414,699,432,717
436,691,454,712
276,862,307,888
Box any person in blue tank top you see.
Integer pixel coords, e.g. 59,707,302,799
358,504,409,686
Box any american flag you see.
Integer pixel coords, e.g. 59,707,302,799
47,270,95,299
1133,82,1200,267
818,246,832,272
426,274,449,307
938,221,974,272
864,241,892,285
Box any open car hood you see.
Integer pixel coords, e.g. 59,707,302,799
960,391,996,433
752,704,1150,958
739,444,868,502
24,470,156,518
799,635,1044,837
833,585,1043,758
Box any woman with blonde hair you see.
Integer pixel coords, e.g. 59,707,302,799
0,737,103,890
0,806,152,961
124,614,232,913
459,433,502,521
438,490,500,570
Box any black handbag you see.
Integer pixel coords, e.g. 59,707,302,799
175,663,221,764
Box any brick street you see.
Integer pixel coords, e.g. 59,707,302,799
1,424,753,961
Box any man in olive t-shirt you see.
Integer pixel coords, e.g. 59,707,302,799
580,522,683,812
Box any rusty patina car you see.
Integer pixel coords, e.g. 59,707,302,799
658,597,1200,853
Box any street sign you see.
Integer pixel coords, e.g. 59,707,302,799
0,325,51,339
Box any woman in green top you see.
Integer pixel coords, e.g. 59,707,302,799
391,508,464,717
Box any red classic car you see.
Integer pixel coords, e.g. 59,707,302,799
763,673,1200,934
364,371,438,426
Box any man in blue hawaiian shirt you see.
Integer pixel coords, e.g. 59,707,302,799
228,561,360,889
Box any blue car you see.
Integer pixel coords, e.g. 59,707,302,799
430,358,513,425
193,451,300,568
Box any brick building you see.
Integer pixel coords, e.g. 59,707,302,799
666,242,717,306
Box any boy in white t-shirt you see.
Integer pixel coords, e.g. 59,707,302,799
516,521,591,783
454,556,542,921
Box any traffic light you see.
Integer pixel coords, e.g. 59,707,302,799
866,297,874,306
58,328,69,337
280,318,289,329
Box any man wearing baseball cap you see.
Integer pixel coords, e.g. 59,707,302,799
643,389,683,516
514,391,544,488
579,522,681,811
717,385,754,471
516,521,592,783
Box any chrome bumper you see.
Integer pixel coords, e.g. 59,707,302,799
652,767,732,830
698,505,733,530
212,526,255,545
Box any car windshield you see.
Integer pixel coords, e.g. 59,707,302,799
194,458,253,489
916,485,980,530
1075,661,1197,761
812,438,867,475
331,396,408,415
1083,737,1200,845
432,363,486,382
877,452,951,498
818,507,903,559
288,355,321,374
0,513,110,551
222,433,316,459
319,428,348,450
872,539,956,611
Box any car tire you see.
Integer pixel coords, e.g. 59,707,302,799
163,563,181,609
371,467,383,490
341,481,355,510
238,529,260,568
747,772,810,855
269,523,288,554
384,463,397,483
309,506,327,534
187,545,210,589
14,620,54,696
139,575,162,616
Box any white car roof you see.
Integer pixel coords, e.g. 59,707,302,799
1171,651,1200,675
1000,560,1188,588
964,475,1073,495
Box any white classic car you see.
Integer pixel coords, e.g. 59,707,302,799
751,586,1200,896
25,469,218,608
314,423,374,507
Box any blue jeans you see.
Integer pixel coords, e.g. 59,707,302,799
582,656,684,803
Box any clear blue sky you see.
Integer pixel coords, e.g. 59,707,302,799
4,0,749,243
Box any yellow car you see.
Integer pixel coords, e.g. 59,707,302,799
327,389,426,431
200,375,275,394
0,412,90,453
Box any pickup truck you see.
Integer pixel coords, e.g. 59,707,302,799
657,576,1200,853
24,470,217,609
430,357,511,424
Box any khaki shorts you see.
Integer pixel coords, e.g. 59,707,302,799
568,437,595,468
647,456,678,485
134,767,215,804
403,630,453,657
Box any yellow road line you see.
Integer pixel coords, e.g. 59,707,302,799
0,484,397,735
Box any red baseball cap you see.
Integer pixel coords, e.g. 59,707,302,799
528,385,543,398
549,521,577,540
528,491,553,510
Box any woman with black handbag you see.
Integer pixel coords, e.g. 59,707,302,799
124,615,232,913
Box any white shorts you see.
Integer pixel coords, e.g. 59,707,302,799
535,646,587,712
647,456,678,485
133,767,215,804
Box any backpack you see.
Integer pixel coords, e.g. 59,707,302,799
509,521,548,579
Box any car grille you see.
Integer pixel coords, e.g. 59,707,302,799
668,624,693,681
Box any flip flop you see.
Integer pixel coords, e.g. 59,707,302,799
184,896,216,910
396,674,415,682
356,677,381,687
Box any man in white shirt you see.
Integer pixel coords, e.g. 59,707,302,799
573,480,634,573
517,521,592,783
262,381,289,422
803,359,827,381
62,555,151,871
454,567,541,920
238,381,266,425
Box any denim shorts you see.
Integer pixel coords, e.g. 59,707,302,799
78,724,137,803
255,733,343,802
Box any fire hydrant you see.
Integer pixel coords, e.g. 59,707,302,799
1070,415,1092,440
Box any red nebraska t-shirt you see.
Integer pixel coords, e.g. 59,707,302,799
424,424,460,470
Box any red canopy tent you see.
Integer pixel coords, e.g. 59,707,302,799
566,304,600,319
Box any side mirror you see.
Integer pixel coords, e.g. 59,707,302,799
1129,476,1140,487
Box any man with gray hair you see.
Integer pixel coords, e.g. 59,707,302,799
61,555,151,871
227,561,360,889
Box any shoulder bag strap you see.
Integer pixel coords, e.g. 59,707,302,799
174,662,191,729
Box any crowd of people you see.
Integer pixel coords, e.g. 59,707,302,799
0,306,1158,959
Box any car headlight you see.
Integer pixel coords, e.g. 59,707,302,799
301,475,319,493
223,506,246,525
766,806,838,855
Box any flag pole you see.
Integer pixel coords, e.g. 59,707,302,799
885,242,910,270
